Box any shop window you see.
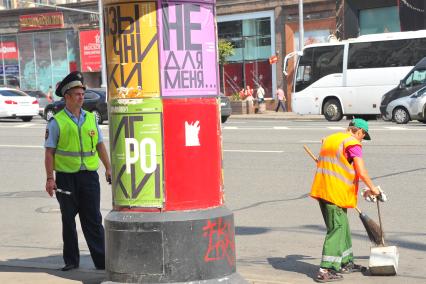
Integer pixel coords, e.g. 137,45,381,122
34,33,52,93
67,31,78,72
218,21,242,39
360,6,400,35
0,35,19,88
18,34,37,90
51,32,68,88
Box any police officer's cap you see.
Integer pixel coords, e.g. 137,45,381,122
55,71,86,97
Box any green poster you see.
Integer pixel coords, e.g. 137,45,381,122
109,98,163,208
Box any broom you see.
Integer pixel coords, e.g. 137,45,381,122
303,145,383,245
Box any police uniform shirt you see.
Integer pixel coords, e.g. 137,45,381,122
44,108,104,170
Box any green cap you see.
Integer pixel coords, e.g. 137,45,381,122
350,118,371,140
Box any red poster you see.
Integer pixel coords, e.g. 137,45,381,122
163,98,223,211
0,41,18,60
79,29,101,72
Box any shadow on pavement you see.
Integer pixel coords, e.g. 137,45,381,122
267,255,317,279
0,255,105,284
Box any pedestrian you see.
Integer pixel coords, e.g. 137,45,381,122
310,118,380,282
246,85,254,99
275,87,287,112
256,84,265,104
44,71,112,271
46,85,53,103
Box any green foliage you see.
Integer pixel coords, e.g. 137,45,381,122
218,39,235,65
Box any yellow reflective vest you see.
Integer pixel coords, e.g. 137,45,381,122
310,132,361,208
54,110,99,173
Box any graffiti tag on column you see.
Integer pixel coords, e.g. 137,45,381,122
203,217,235,266
161,3,217,96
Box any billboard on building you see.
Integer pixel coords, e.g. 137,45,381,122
19,12,64,32
0,41,18,60
79,29,101,73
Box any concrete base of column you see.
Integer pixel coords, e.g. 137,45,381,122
104,206,246,284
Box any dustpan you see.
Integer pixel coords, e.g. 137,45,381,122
368,200,399,276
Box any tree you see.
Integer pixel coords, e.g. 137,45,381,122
218,39,235,65
218,39,235,93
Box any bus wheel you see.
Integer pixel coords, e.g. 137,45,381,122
392,107,410,124
323,99,343,121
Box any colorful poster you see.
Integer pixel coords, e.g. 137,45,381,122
104,1,160,99
79,29,101,72
159,2,218,96
0,41,18,60
109,98,164,208
163,98,223,210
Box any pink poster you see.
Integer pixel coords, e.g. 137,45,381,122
159,1,218,96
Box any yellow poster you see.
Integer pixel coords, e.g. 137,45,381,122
104,1,160,99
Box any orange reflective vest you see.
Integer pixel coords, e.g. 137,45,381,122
310,132,361,208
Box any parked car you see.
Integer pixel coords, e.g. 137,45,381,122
23,90,52,117
384,86,426,124
0,87,39,121
44,88,108,124
380,57,426,119
220,93,232,123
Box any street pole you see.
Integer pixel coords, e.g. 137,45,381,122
97,0,107,90
298,0,304,51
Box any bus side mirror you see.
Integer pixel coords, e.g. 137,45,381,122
283,51,303,76
399,80,406,89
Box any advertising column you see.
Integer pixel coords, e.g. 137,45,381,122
103,0,245,283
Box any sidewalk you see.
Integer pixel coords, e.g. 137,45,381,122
229,111,323,121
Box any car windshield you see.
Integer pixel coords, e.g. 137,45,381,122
26,91,47,98
0,90,28,97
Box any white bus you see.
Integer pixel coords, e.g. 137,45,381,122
284,30,426,121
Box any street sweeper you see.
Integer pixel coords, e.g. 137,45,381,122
309,118,381,283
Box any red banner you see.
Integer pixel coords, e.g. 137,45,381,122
269,55,278,64
0,41,18,60
163,98,223,210
19,12,64,31
79,29,101,72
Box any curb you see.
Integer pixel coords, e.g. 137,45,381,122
229,112,324,121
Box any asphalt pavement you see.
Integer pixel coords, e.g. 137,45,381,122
0,114,425,283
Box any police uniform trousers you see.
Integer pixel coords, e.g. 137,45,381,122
319,199,353,271
56,170,105,269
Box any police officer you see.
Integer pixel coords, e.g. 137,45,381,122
44,71,112,271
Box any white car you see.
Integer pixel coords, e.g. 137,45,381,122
385,86,426,124
0,88,39,122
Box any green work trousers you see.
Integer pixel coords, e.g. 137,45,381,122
319,199,353,271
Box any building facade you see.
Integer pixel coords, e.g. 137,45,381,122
0,1,100,95
216,0,336,102
0,0,423,105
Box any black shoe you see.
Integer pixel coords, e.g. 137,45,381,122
95,266,105,270
61,264,79,271
340,262,366,274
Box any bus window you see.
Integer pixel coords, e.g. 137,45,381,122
348,38,426,69
295,48,313,92
311,45,344,83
